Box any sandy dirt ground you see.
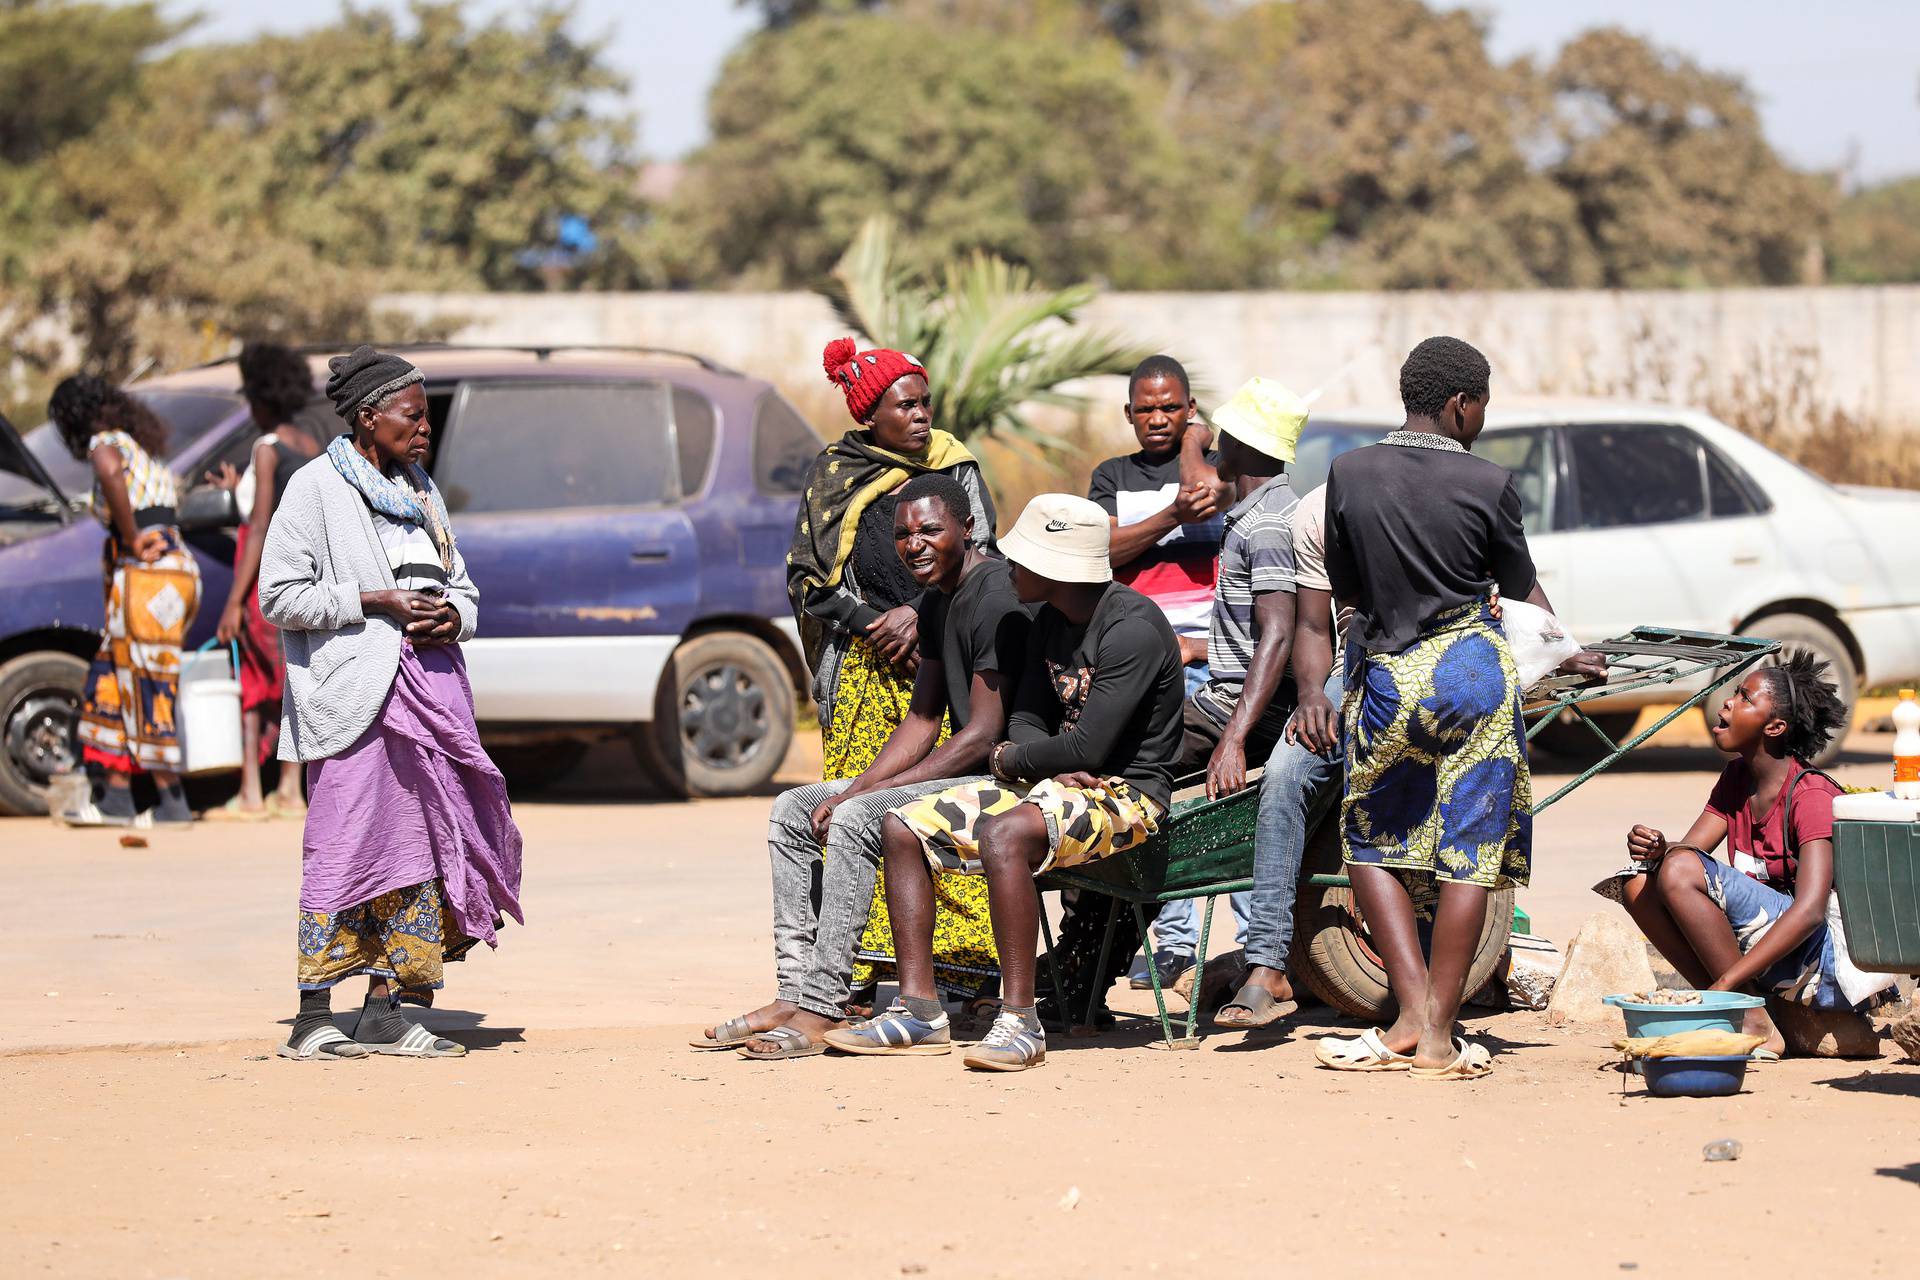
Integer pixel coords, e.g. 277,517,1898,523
4,720,1918,1277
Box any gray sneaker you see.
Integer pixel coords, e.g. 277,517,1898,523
822,1000,952,1055
963,1010,1047,1072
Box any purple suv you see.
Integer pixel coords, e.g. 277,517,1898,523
0,345,823,815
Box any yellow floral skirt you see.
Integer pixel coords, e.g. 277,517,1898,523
825,637,999,997
296,879,477,995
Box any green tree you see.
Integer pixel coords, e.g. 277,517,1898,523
1830,177,1920,284
0,0,184,281
822,215,1151,448
659,11,1177,289
1546,28,1828,287
10,2,649,378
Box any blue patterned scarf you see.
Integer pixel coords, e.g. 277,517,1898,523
327,435,455,569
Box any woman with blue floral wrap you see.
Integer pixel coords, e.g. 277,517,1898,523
1298,336,1600,1080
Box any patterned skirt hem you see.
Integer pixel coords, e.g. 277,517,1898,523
1339,852,1527,891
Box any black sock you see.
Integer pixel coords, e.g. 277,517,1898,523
99,786,136,820
289,988,332,1047
354,989,411,1044
153,782,192,823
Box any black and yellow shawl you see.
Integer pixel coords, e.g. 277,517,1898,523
785,427,977,671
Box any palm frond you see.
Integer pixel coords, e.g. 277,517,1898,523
817,217,1153,444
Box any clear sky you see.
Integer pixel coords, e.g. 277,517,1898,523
175,1,1919,184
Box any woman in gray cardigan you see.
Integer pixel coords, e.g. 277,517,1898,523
259,346,523,1061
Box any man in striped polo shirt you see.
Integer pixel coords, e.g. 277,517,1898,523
1177,378,1307,799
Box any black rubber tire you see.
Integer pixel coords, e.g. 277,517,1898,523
1701,613,1857,768
639,631,794,799
1293,811,1513,1020
0,650,89,818
1527,710,1641,762
486,740,590,794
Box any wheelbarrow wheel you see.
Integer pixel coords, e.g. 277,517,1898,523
1292,812,1513,1019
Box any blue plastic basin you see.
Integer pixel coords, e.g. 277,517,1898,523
1640,1054,1750,1098
1602,991,1764,1040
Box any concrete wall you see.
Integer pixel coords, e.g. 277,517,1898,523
380,285,1920,430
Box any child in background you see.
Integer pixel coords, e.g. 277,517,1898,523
1619,651,1892,1056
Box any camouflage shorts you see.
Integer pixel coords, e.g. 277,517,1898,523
892,777,1164,877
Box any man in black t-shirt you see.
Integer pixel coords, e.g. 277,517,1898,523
828,495,1184,1071
695,474,1031,1061
1087,354,1233,992
1086,354,1226,676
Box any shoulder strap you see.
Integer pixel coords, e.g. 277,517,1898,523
1781,764,1841,854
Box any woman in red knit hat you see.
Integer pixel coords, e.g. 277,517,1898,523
784,337,1000,1013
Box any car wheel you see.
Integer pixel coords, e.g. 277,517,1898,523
1527,710,1641,762
1704,614,1858,768
640,631,794,799
0,651,89,817
1292,811,1513,1019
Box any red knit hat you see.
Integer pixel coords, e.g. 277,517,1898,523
822,337,927,423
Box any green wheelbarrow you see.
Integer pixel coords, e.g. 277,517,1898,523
1035,626,1780,1048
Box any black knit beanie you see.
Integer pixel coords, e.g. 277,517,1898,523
325,345,423,423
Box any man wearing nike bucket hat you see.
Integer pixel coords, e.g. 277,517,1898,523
824,494,1185,1071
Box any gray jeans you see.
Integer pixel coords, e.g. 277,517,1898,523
769,775,989,1018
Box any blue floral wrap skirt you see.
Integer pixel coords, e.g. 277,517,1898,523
1339,600,1532,889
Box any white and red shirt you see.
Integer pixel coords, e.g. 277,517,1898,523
1087,449,1223,641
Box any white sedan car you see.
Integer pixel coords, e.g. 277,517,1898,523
1291,401,1920,762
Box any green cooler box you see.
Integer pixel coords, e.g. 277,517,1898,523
1832,792,1920,975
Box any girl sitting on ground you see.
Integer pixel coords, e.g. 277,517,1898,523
1620,651,1887,1057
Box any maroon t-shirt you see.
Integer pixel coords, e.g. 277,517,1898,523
1702,758,1839,895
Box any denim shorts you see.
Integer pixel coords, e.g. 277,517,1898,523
1688,851,1846,1010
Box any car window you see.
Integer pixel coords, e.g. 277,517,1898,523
0,390,244,511
1705,445,1766,517
753,393,824,496
1474,428,1558,535
435,381,681,515
673,387,717,495
1288,422,1389,496
201,397,342,477
1568,425,1705,530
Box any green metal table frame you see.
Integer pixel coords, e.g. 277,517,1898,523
1034,627,1781,1047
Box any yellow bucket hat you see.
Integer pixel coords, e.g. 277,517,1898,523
1209,377,1308,463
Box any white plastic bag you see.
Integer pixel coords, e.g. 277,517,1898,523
1500,598,1579,690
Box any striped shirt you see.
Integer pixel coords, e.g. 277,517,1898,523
371,511,448,592
87,430,176,521
1195,475,1299,729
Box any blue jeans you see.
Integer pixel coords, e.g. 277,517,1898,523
1242,670,1346,974
1151,893,1249,957
1182,660,1210,698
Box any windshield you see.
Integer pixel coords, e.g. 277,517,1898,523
0,390,245,512
1290,420,1391,494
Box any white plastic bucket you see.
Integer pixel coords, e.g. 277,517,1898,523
180,641,244,776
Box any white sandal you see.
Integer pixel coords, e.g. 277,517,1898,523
275,1025,369,1060
362,1021,467,1058
1315,1027,1414,1071
1409,1037,1494,1081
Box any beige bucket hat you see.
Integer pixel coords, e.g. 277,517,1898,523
1210,376,1309,463
999,493,1112,585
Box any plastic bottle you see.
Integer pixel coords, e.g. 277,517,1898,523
1894,689,1920,801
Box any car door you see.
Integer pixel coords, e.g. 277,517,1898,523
1555,423,1772,641
1472,426,1569,611
430,379,700,723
